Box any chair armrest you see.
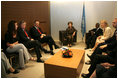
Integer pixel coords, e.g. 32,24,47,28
59,30,67,42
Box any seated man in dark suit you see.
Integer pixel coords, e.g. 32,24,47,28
17,20,54,63
30,20,59,51
85,23,103,49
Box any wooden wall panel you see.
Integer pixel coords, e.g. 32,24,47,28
1,1,50,40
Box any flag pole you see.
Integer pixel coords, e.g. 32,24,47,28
82,1,86,42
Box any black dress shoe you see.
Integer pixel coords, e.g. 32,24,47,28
45,50,54,54
85,47,89,50
85,61,91,65
55,45,59,49
13,69,20,74
81,73,90,78
87,54,92,59
51,52,55,55
44,50,50,53
37,59,44,63
48,50,54,55
7,69,20,74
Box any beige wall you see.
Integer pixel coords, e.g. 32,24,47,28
50,1,117,42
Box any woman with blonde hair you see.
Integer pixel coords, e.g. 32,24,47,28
92,20,112,51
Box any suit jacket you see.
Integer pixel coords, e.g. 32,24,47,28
17,28,31,44
89,28,103,37
30,26,43,40
104,30,117,50
105,30,117,43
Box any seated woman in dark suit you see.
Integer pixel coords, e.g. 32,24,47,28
66,21,77,47
5,20,35,69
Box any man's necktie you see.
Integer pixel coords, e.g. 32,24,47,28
37,28,42,34
24,30,31,39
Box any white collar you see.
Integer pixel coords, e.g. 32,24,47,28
35,26,39,29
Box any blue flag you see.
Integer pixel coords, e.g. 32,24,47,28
81,2,86,40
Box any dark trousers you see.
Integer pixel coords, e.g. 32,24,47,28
40,35,56,50
23,40,47,60
90,43,107,59
96,64,117,78
88,54,114,76
86,35,97,48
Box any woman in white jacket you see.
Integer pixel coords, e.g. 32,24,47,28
92,20,112,51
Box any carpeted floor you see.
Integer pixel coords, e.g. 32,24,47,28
7,41,93,78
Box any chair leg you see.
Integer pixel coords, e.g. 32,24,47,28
9,58,12,66
9,56,14,66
